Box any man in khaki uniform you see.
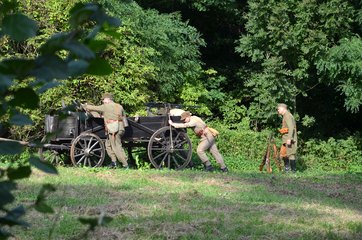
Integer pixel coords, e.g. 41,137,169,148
277,103,297,173
169,111,228,172
83,93,128,168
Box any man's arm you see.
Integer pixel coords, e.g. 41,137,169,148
169,119,197,128
84,104,105,113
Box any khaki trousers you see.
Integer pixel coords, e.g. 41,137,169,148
105,129,128,167
196,131,226,168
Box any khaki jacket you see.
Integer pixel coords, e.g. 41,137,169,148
281,111,297,144
172,116,207,136
85,102,125,130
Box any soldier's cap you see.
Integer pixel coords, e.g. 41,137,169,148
277,103,288,109
180,111,191,120
102,92,113,100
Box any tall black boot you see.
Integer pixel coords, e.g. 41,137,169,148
204,162,214,172
283,158,290,173
290,160,296,173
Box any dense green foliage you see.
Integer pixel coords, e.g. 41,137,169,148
137,0,362,137
1,0,208,140
0,1,119,238
236,0,360,124
0,1,361,238
317,37,362,113
188,121,362,172
2,0,361,140
1,0,361,170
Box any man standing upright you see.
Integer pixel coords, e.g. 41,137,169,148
169,111,228,172
277,103,298,173
83,93,128,169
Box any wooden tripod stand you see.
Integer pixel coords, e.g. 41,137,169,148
259,134,282,173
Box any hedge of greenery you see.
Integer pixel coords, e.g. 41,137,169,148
188,121,362,172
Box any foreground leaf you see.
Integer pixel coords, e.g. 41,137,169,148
10,113,33,126
29,156,58,174
2,13,38,41
0,206,29,227
0,181,16,206
35,184,56,214
78,214,113,231
9,87,39,109
0,141,24,155
7,166,32,180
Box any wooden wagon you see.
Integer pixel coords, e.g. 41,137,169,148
38,102,192,170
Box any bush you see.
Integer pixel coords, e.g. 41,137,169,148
190,120,362,172
300,135,362,172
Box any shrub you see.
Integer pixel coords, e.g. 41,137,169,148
190,120,362,172
300,135,362,172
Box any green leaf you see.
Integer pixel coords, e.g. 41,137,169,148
0,181,16,206
37,81,63,93
86,58,113,76
10,113,33,126
101,29,122,39
33,55,69,81
0,74,13,93
78,217,98,231
86,25,102,41
2,13,38,41
6,205,26,220
63,42,95,60
39,32,68,55
0,228,11,239
68,60,89,76
7,166,32,180
29,156,58,175
34,184,56,214
34,203,54,213
41,183,56,192
0,141,24,155
0,205,29,227
78,214,113,231
0,59,34,79
104,16,121,28
9,87,39,109
87,40,110,52
0,0,19,16
69,3,98,28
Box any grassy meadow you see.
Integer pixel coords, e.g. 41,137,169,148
9,167,362,240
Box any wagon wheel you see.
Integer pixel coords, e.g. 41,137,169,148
38,137,70,166
70,133,105,167
147,126,192,170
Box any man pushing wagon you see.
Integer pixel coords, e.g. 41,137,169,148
169,111,228,172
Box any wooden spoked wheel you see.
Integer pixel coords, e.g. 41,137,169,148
70,133,105,167
38,137,70,166
147,126,192,170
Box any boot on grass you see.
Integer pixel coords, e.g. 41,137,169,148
283,158,290,173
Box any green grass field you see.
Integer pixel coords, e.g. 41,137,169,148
10,167,362,240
